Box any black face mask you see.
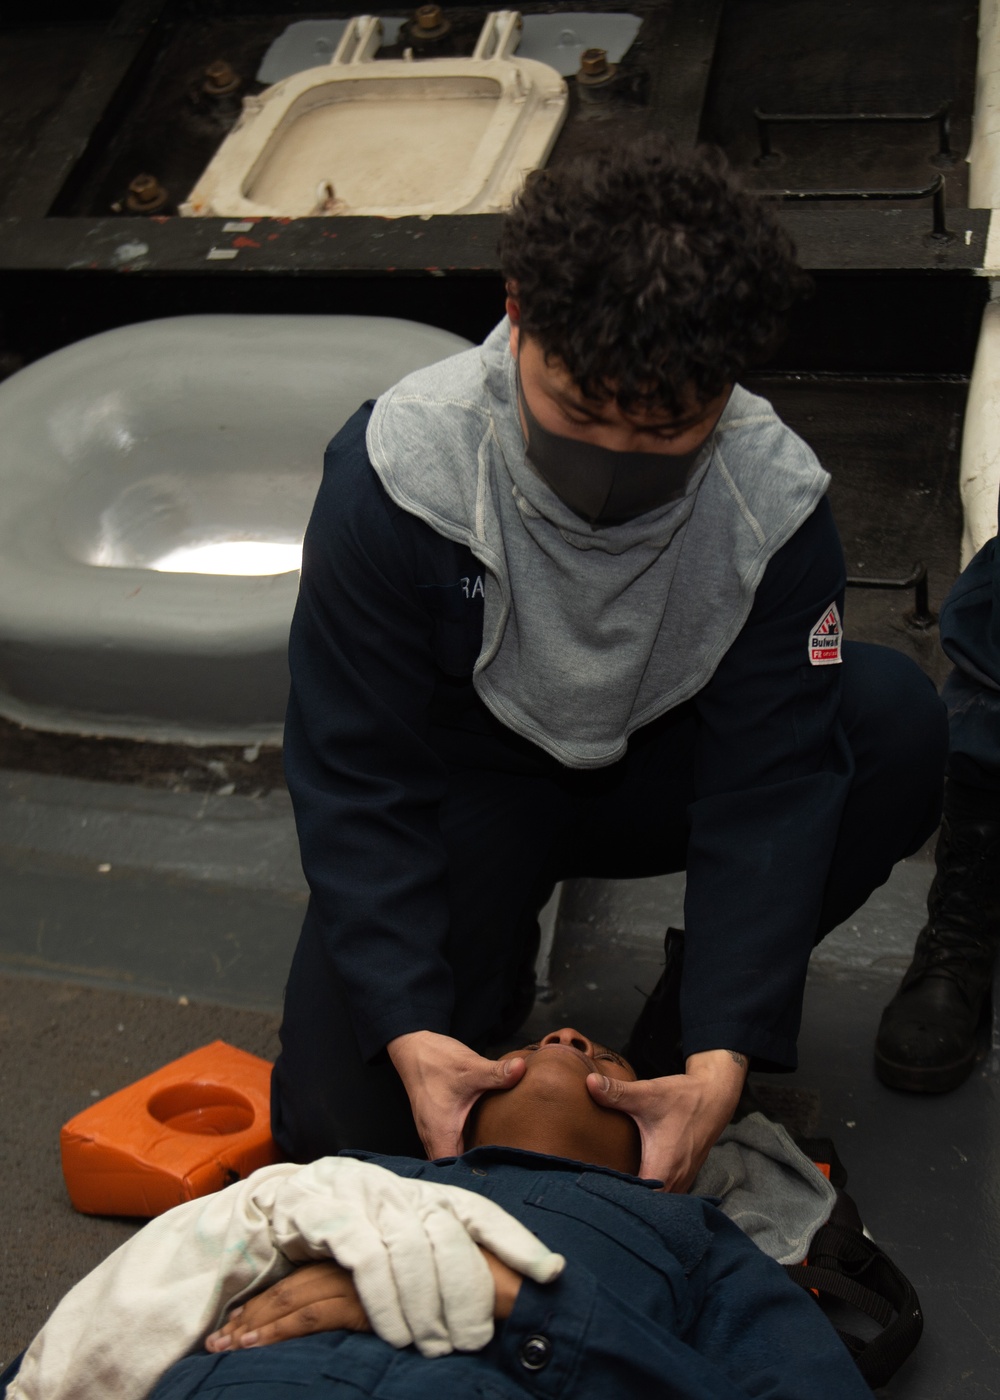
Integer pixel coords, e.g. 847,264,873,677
516,365,707,527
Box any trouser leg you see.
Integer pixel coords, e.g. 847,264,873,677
561,642,944,929
271,905,424,1162
590,644,946,1076
549,704,696,879
272,770,569,1161
943,666,1000,793
440,770,570,1048
816,641,947,937
565,645,944,959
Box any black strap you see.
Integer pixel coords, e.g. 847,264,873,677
785,1262,895,1327
784,1219,923,1389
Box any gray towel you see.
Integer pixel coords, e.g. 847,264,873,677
694,1111,837,1265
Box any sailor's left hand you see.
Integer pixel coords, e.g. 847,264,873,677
586,1048,748,1190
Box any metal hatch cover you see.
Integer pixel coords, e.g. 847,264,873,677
182,12,568,221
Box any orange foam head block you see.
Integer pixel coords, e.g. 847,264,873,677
61,1040,281,1218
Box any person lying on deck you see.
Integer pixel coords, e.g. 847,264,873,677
4,1027,870,1400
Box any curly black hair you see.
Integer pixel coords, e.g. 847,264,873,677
498,138,809,417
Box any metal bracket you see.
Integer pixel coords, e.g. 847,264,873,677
472,11,523,62
330,16,383,66
845,561,936,630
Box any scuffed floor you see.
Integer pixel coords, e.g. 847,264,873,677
0,978,279,1357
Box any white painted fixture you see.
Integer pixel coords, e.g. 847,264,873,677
0,314,472,744
957,293,1000,565
181,11,568,221
960,0,1000,561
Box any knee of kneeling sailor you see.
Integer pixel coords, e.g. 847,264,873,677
844,642,947,768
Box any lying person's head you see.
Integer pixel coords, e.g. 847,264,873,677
466,1026,641,1175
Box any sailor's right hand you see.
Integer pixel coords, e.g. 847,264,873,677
204,1245,525,1355
205,1261,369,1352
387,1029,526,1160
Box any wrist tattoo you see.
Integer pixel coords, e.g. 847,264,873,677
727,1051,748,1070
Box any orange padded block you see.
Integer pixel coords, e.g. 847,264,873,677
61,1040,281,1217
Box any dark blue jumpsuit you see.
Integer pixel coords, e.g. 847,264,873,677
271,407,947,1161
144,1147,873,1400
939,495,1000,793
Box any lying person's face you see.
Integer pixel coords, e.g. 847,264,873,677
466,1027,641,1175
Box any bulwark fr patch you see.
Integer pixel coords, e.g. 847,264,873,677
809,602,843,666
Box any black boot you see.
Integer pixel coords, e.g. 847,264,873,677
621,928,685,1079
875,796,1000,1093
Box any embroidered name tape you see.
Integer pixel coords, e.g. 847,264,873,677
809,602,843,666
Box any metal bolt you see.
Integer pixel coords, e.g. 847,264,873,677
203,60,241,97
408,4,450,43
125,173,169,214
579,48,609,76
575,47,620,101
416,5,443,30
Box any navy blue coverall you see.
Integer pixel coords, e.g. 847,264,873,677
271,406,946,1162
146,1146,872,1400
939,501,1000,793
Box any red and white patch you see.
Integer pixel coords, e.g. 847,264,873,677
809,602,843,666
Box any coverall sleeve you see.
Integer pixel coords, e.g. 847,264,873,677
682,495,850,1069
497,1234,870,1400
683,1207,874,1400
283,408,456,1060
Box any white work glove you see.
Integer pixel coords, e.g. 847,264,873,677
10,1157,564,1400
270,1156,565,1356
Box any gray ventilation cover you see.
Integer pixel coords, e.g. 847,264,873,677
517,13,642,77
257,13,640,85
257,18,406,84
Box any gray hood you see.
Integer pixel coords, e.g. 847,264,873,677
367,319,829,769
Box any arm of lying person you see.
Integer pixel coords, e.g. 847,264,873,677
206,1250,524,1353
687,1207,875,1400
6,1162,302,1400
7,1158,560,1400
